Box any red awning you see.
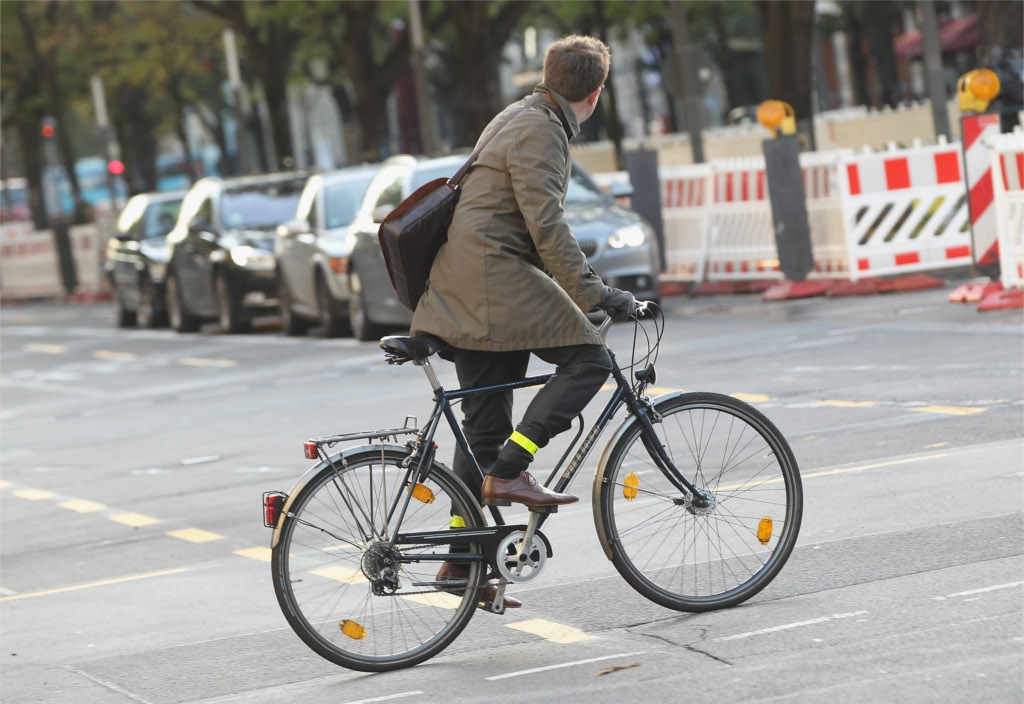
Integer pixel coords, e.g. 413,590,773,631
894,14,979,60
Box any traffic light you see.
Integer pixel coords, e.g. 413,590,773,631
40,118,56,138
107,160,125,176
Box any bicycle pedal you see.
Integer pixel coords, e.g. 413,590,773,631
528,504,557,514
478,598,506,615
482,498,512,507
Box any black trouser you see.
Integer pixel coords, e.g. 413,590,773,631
451,344,612,501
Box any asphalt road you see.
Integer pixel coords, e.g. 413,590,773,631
1,285,1022,704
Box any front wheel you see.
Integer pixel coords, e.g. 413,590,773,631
595,392,803,612
272,447,485,672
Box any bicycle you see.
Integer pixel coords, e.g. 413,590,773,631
264,302,803,672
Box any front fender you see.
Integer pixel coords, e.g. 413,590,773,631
591,390,686,560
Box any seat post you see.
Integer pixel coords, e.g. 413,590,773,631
417,359,444,393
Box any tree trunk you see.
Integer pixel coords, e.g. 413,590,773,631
760,0,817,149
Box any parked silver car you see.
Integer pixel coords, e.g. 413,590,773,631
344,153,661,340
104,189,186,328
275,164,379,338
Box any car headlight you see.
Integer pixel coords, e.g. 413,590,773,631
608,224,646,249
230,245,275,269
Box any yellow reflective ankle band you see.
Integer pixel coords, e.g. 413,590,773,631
509,431,538,456
449,515,466,528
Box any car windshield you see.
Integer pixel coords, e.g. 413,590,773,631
324,173,375,228
222,184,303,229
564,167,607,205
142,198,183,238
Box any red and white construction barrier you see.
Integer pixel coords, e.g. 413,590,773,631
702,152,849,291
978,129,1024,311
659,164,713,284
0,221,108,301
836,140,972,281
962,113,1003,277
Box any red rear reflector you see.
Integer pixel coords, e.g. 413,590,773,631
303,442,318,460
263,492,286,527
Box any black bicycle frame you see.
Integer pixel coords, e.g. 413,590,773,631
385,348,705,556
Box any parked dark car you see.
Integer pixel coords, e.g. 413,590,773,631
165,172,306,333
104,189,186,328
343,154,661,339
275,164,380,338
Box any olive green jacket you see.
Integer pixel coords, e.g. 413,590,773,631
410,85,606,351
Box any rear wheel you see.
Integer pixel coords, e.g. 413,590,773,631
348,269,385,342
272,447,484,672
113,282,137,328
137,276,167,329
279,275,310,337
596,392,802,612
216,272,250,334
166,273,201,333
317,274,350,338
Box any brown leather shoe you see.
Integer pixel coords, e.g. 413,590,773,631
481,471,579,507
436,562,522,608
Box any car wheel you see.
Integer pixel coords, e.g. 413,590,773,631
216,271,250,334
166,273,201,333
113,282,137,328
279,274,309,337
317,273,350,339
348,268,384,342
137,276,167,329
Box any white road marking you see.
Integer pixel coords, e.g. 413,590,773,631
934,581,1024,601
716,611,869,641
486,651,647,681
340,692,423,704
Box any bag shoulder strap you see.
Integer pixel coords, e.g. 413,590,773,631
449,108,527,186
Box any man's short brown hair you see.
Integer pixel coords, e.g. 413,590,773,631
542,35,611,102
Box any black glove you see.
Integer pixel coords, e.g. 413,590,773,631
600,286,636,323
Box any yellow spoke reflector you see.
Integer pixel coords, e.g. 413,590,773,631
411,483,435,503
340,619,366,640
623,472,640,501
450,514,466,528
757,516,773,546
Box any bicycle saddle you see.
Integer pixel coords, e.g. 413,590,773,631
380,335,451,365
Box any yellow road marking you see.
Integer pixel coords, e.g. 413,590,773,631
109,512,161,527
310,565,366,584
816,399,878,408
909,405,986,416
13,489,56,501
178,357,238,368
925,442,949,448
59,499,106,513
506,618,596,643
0,568,188,602
403,593,464,609
731,392,774,403
234,547,272,562
167,528,223,543
25,343,64,354
0,480,9,489
93,350,138,361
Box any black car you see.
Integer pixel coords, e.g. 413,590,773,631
104,189,186,328
165,173,307,333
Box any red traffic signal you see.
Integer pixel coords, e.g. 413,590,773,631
107,160,125,176
41,124,56,138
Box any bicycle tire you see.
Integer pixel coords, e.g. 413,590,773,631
272,446,485,671
594,392,802,612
